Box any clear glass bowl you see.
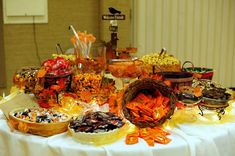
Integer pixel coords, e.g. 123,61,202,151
108,59,144,79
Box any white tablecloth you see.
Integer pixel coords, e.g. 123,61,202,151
1,108,235,156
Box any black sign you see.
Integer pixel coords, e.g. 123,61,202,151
102,14,125,20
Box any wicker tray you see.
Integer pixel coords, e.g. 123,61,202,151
122,78,176,128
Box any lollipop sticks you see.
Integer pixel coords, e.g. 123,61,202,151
69,25,96,58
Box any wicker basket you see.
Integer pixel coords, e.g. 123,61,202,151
122,78,176,128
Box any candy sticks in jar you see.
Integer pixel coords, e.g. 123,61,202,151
69,25,96,58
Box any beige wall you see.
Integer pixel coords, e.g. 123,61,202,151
133,0,235,87
0,0,6,89
2,0,100,94
0,0,131,95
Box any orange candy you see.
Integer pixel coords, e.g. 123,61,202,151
37,69,47,78
126,91,171,124
125,127,171,146
126,133,139,145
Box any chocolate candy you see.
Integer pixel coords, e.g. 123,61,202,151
69,111,124,133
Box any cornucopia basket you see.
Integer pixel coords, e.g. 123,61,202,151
122,78,176,128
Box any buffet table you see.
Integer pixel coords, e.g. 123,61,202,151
1,103,235,156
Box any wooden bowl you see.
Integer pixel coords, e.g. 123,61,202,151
8,108,71,137
159,72,193,89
